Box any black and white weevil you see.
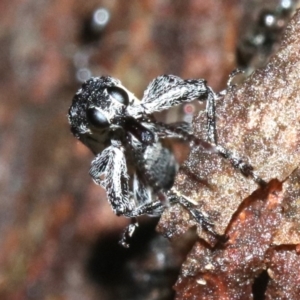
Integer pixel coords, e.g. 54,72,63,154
68,74,263,247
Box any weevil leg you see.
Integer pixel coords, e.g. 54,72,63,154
205,87,218,144
154,120,265,186
215,145,267,186
203,84,266,186
206,70,266,186
167,192,223,238
127,200,165,217
120,201,164,247
89,143,136,216
156,191,217,236
119,218,139,248
140,75,214,115
218,68,245,97
226,68,245,89
122,192,224,245
154,121,217,154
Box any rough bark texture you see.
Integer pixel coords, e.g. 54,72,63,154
157,8,300,300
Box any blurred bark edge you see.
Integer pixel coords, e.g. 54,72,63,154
157,8,300,300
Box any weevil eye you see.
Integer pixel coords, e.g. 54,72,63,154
86,108,109,128
107,86,129,106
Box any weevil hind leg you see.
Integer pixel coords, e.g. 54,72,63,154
120,201,165,248
167,192,226,240
120,190,228,247
215,145,267,187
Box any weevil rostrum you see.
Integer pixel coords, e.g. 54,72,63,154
68,74,262,247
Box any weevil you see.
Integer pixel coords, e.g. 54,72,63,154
68,74,262,247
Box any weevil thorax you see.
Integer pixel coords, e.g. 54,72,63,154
68,76,140,153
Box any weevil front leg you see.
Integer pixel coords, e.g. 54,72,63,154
90,144,145,248
135,74,219,145
142,74,266,186
89,142,136,216
137,74,218,143
137,75,215,115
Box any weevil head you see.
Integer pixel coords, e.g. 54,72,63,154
68,76,135,136
68,76,141,153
